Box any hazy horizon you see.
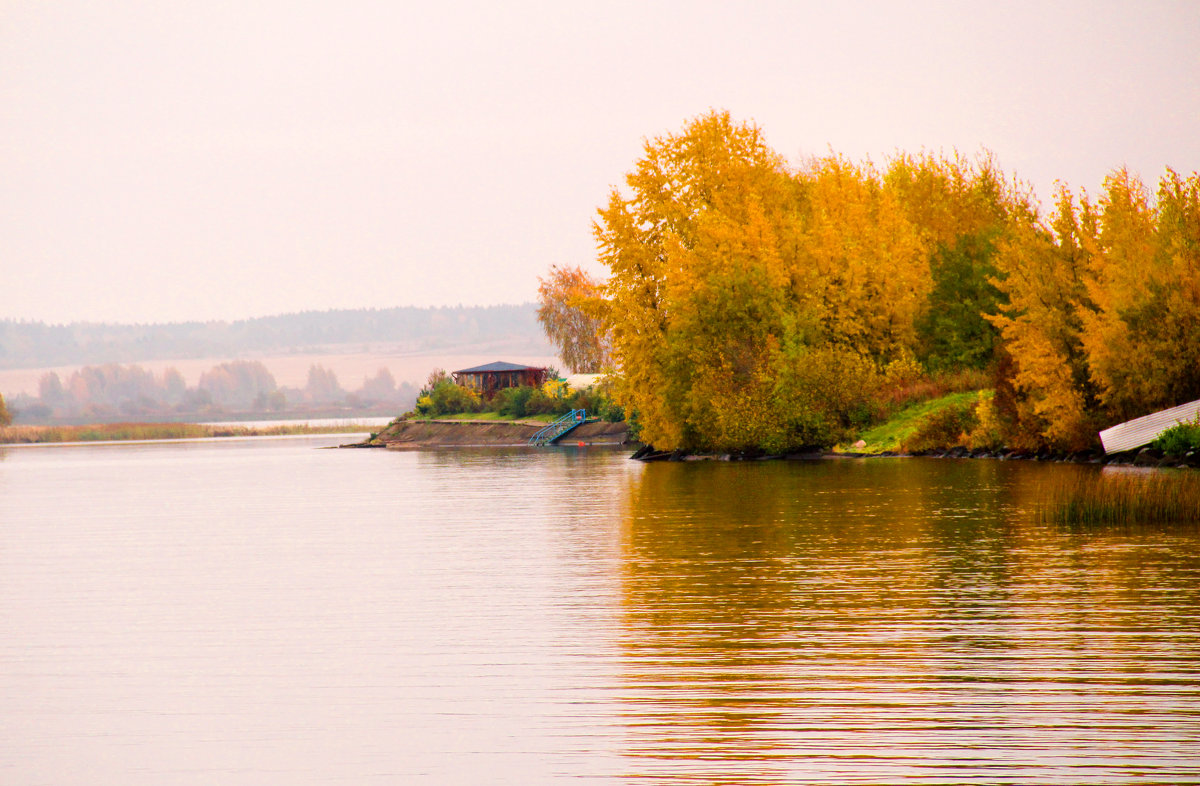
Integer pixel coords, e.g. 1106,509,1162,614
3,1,1198,324
0,301,540,329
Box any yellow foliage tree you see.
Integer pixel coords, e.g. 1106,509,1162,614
796,155,928,359
1078,168,1200,422
595,112,916,452
1153,170,1200,402
992,167,1200,448
884,151,1038,370
593,112,1198,454
989,186,1098,450
1077,169,1155,423
595,111,798,450
535,265,611,373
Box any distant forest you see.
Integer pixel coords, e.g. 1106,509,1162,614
7,360,418,424
0,304,551,369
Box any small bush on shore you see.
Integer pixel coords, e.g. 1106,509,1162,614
415,380,482,417
966,393,1005,450
902,400,978,452
491,386,536,418
404,374,625,423
1152,418,1200,457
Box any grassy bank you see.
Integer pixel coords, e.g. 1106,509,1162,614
406,412,559,424
0,422,376,445
841,391,984,454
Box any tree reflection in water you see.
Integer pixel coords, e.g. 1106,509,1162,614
614,458,1200,784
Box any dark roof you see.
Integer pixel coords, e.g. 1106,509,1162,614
452,361,545,374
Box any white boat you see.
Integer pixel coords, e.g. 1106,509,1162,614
1099,398,1200,453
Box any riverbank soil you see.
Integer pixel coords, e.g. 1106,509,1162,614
360,418,630,448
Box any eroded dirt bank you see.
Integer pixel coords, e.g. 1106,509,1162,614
351,419,631,448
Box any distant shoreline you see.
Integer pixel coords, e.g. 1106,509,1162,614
0,421,378,445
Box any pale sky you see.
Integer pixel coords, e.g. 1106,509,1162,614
2,0,1198,324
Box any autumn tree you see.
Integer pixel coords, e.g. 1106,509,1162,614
536,265,610,373
989,186,1099,450
198,361,278,409
358,368,399,402
0,393,11,427
592,111,1197,454
884,152,1038,371
1151,169,1200,403
595,111,807,451
38,372,69,412
1080,168,1200,422
991,168,1200,448
595,112,922,452
304,364,345,404
795,154,928,359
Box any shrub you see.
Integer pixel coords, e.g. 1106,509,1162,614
466,382,627,422
772,344,884,448
903,400,979,453
425,368,451,390
524,388,561,416
1152,417,1200,456
600,401,625,423
415,380,481,416
435,381,481,415
563,385,615,420
541,378,569,399
880,353,925,391
876,364,990,412
491,386,535,418
967,393,1005,450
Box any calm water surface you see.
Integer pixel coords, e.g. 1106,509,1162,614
1,438,1198,784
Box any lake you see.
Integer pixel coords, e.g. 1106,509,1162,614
2,438,1198,784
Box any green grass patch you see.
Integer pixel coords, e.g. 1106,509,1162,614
415,412,559,423
842,390,984,453
436,412,506,421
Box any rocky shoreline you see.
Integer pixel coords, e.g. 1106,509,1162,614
631,443,1200,468
348,420,1197,469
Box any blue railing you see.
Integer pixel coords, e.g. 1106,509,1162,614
528,409,587,446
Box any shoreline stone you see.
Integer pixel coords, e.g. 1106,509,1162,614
629,443,1200,469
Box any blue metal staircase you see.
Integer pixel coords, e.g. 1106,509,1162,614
528,409,588,446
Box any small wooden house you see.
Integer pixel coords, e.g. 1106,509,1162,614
452,362,549,400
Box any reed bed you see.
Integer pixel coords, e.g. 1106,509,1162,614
0,422,372,444
1042,470,1200,526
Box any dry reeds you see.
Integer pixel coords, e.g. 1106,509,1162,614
0,422,369,444
1042,470,1200,526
